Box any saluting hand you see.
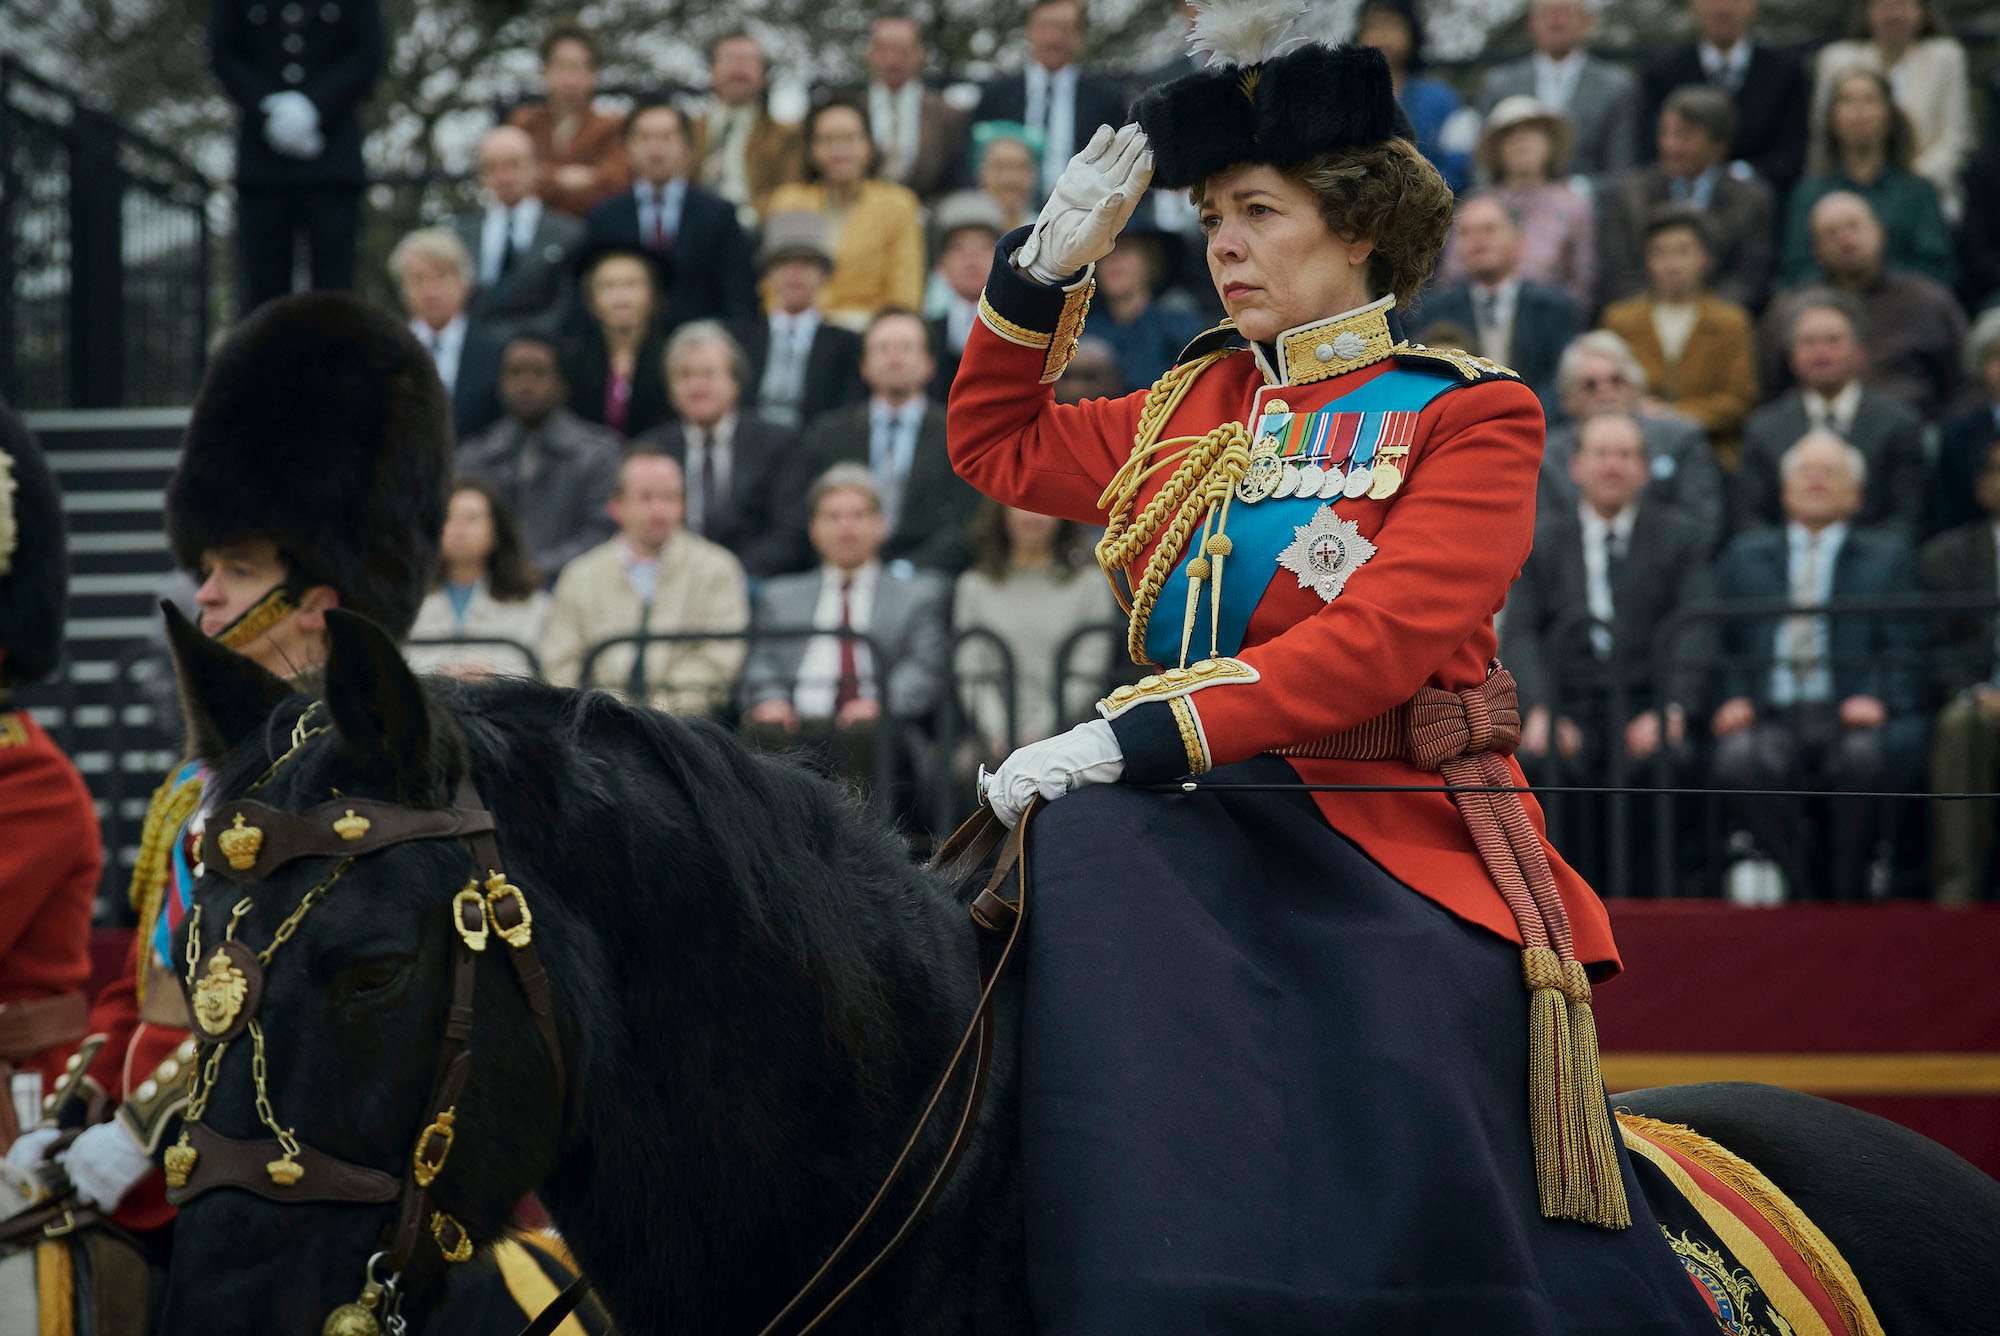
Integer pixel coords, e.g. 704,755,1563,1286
1013,124,1155,287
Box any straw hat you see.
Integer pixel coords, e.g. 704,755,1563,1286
1476,95,1574,182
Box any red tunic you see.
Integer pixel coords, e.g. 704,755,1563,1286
0,710,99,1089
948,280,1620,973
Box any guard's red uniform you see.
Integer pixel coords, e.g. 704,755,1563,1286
949,264,1619,972
0,710,99,1094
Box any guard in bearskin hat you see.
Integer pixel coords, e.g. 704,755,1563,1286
949,3,1719,1328
0,405,100,1146
5,291,451,1245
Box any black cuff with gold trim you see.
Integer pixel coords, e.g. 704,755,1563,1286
979,226,1094,384
1109,699,1200,785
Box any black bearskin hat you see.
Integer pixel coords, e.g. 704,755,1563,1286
165,292,450,641
1134,40,1414,190
0,403,68,688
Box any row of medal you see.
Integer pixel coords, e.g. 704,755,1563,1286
1237,404,1415,505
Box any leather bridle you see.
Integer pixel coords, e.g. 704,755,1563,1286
170,776,564,1335
166,754,1033,1336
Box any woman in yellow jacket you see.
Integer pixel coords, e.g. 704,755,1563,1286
766,96,925,329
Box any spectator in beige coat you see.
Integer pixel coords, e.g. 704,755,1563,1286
541,448,750,716
407,478,551,680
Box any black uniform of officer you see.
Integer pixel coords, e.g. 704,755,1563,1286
209,0,384,313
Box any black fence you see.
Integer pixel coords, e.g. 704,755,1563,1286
0,58,213,411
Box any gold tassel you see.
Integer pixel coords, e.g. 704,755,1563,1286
1179,555,1210,669
1562,961,1632,1228
37,1238,77,1336
1524,958,1573,1219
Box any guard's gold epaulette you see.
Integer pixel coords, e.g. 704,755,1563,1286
1174,319,1249,366
1391,342,1523,383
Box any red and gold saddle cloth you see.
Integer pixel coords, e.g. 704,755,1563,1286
1618,1113,1885,1336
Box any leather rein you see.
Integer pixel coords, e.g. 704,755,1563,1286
166,762,1036,1336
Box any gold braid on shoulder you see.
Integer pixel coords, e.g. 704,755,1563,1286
1095,351,1253,667
128,769,204,1005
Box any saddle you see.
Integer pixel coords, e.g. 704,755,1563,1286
1618,1113,1884,1336
0,1203,154,1336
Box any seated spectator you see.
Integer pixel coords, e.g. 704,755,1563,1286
766,96,925,330
855,13,965,202
1781,67,1953,288
1474,0,1639,179
1542,330,1726,551
966,0,1127,201
927,191,1007,400
1707,432,1925,902
1761,191,1969,419
1091,224,1206,395
390,228,504,441
1737,289,1926,536
407,478,550,679
729,213,865,430
1421,193,1580,409
457,333,619,580
952,502,1118,772
507,23,629,218
540,449,749,716
1438,98,1595,308
690,29,806,228
564,243,672,438
633,321,816,577
1054,337,1124,405
584,100,757,329
1599,207,1759,464
1920,436,2000,902
1811,0,1972,218
968,122,1043,232
453,126,585,341
1356,0,1476,194
1601,86,1774,311
803,309,984,575
1641,0,1810,197
1958,103,2000,312
1501,411,1710,883
740,464,949,794
1931,308,2000,535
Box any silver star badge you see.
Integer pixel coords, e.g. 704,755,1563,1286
1277,506,1377,603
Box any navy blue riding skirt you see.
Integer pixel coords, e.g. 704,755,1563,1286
1018,756,1718,1335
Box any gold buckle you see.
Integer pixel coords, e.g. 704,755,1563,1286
430,1210,474,1263
411,1108,456,1188
42,1208,77,1239
450,887,489,952
483,872,533,949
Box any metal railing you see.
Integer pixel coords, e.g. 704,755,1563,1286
0,58,213,410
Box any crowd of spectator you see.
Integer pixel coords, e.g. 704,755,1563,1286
205,0,2000,899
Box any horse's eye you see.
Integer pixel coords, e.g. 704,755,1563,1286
341,957,407,1001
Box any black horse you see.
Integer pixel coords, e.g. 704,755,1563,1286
161,609,2000,1335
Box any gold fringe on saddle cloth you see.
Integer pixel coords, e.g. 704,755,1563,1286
1097,351,1628,1227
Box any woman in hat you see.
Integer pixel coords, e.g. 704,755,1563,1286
1439,95,1596,308
564,242,672,438
947,13,1718,1331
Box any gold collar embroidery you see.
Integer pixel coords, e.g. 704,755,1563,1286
1254,295,1400,387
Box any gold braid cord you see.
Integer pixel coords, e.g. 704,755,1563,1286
128,771,204,1006
1096,351,1253,667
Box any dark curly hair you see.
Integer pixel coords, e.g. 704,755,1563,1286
440,477,542,603
1249,138,1455,308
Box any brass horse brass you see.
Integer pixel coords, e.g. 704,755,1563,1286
193,949,249,1036
217,812,264,871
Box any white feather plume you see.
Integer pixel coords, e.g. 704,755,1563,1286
1186,0,1313,68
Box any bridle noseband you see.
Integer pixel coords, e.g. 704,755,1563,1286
168,751,565,1336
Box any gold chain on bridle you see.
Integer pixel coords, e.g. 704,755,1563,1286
1095,351,1254,667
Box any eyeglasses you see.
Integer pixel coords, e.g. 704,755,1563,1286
1578,374,1629,391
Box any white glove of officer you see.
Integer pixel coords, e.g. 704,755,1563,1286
2,1126,62,1208
58,1119,154,1211
1013,124,1155,287
260,91,324,159
981,718,1125,828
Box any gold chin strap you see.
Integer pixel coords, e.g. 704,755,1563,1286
1096,351,1252,668
215,584,296,652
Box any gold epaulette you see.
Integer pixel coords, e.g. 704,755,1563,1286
1391,342,1523,383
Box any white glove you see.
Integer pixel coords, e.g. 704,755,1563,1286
1013,124,1154,287
58,1120,154,1211
3,1126,62,1208
981,719,1126,828
259,91,324,159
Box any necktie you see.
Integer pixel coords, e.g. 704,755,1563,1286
694,430,719,535
650,185,672,250
1592,527,1622,659
1785,532,1824,688
834,576,862,713
498,210,519,279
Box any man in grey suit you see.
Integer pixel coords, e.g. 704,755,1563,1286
455,333,619,581
1416,194,1580,409
1541,330,1725,552
1474,0,1639,179
452,125,585,340
740,464,950,814
1736,291,1928,538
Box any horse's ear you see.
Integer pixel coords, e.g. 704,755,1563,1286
163,601,297,769
321,608,435,799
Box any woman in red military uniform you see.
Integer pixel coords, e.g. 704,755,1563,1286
949,16,1718,1334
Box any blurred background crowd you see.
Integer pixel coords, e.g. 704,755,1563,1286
7,0,2000,911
